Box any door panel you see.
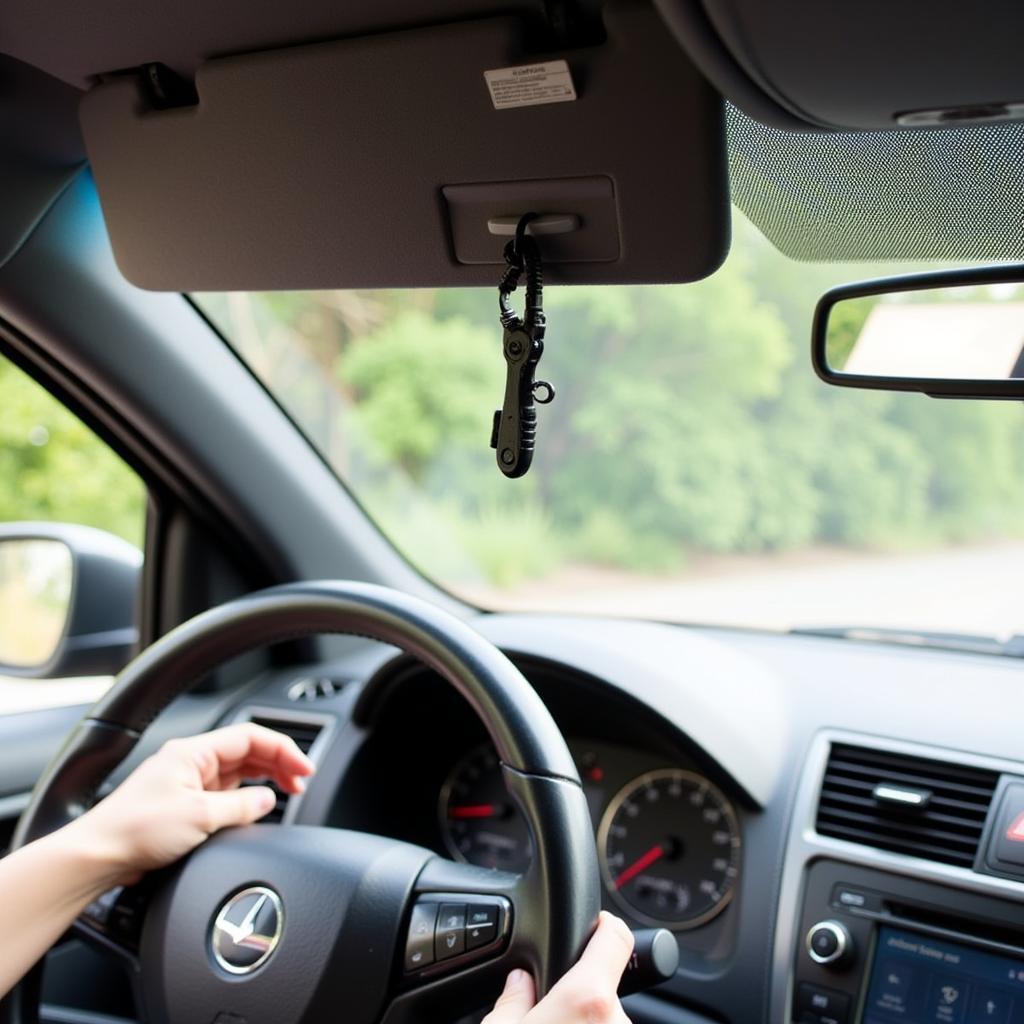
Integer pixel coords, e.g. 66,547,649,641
0,703,89,846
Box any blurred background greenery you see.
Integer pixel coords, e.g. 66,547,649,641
196,214,1024,592
0,361,144,547
5,212,1024,604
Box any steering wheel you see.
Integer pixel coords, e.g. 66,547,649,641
2,581,600,1024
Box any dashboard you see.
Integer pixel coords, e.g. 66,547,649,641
312,657,746,959
194,612,1024,1024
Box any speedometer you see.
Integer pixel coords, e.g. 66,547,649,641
597,769,740,930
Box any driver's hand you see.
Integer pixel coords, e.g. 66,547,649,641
63,723,315,886
482,912,634,1024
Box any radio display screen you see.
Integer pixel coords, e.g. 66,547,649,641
864,926,1024,1024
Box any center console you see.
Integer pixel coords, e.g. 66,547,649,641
775,733,1024,1024
793,861,1024,1024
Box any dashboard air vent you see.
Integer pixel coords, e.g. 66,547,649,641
816,743,999,868
287,676,348,702
244,714,325,824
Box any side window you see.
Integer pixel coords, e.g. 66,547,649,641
0,354,146,712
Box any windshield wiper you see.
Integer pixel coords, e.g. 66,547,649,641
790,625,1024,658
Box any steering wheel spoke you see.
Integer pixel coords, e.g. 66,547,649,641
75,889,139,966
76,873,162,968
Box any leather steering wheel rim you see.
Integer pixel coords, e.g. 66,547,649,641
2,580,600,1024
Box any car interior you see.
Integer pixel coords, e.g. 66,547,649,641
4,2,1024,1024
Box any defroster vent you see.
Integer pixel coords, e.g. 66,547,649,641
816,744,998,868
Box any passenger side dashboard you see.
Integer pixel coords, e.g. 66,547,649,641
776,732,1024,1024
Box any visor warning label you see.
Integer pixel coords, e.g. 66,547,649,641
484,61,577,110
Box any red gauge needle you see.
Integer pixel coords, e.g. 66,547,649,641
614,844,665,889
449,804,499,819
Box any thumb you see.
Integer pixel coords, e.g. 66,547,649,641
481,970,536,1023
200,785,277,833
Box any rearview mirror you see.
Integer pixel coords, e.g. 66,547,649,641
0,523,141,679
813,266,1024,397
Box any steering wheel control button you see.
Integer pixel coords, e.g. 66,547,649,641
109,889,147,946
796,983,850,1024
402,894,512,985
404,902,438,972
211,886,284,976
466,905,499,950
436,903,467,960
399,892,516,990
806,921,852,967
83,886,122,928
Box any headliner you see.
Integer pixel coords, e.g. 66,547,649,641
5,0,1024,270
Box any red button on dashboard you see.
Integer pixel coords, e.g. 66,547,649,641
1006,812,1024,843
988,784,1024,871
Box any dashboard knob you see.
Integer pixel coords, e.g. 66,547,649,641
805,920,853,967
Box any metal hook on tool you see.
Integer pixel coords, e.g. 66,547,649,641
498,213,542,326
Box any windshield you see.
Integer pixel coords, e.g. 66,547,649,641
194,213,1024,637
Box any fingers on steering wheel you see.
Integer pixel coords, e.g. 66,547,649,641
198,784,279,832
481,969,537,1023
481,914,633,1024
167,722,316,794
532,912,634,1023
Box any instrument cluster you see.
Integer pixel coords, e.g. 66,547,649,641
438,739,741,931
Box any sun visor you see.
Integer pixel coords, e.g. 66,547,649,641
77,1,728,291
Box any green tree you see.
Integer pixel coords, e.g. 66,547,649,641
825,296,874,370
0,359,145,547
192,212,1024,588
339,310,501,484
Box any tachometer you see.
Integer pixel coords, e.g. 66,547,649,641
439,744,532,873
598,769,740,929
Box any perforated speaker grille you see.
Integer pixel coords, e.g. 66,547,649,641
727,103,1024,263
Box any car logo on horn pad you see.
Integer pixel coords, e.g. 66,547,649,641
211,886,284,975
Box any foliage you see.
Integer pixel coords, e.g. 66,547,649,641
194,218,1024,587
0,360,145,548
825,296,874,370
15,217,1024,599
339,312,501,483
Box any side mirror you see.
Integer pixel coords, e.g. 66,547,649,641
813,265,1024,398
0,523,141,679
